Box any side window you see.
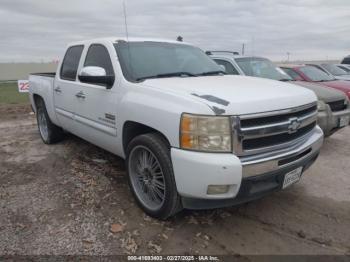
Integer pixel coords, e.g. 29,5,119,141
214,59,239,75
84,44,114,76
60,45,84,81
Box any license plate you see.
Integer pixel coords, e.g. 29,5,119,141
282,167,303,189
339,116,350,128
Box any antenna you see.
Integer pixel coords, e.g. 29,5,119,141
123,1,129,41
122,1,134,78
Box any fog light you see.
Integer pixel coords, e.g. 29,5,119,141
207,185,230,195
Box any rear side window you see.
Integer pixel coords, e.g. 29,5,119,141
214,59,239,75
60,45,84,81
84,44,114,76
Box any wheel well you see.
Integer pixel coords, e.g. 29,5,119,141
123,121,170,153
33,94,44,110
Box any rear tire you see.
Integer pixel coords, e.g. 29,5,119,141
36,98,64,144
126,133,182,220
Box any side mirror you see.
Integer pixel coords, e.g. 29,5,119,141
78,66,115,89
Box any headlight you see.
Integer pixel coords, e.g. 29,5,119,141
180,113,232,152
317,100,326,111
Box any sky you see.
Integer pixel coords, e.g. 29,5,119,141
0,0,349,62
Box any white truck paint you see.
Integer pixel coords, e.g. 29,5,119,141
29,38,323,219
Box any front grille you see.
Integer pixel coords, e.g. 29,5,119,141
242,122,316,150
327,100,346,112
240,105,317,128
233,103,318,156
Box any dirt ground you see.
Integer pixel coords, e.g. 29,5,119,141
0,104,349,256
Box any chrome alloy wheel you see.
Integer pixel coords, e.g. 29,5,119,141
37,108,49,141
128,145,166,211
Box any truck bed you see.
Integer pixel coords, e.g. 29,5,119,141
29,73,56,116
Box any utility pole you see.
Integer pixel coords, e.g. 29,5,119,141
242,43,245,56
287,52,290,62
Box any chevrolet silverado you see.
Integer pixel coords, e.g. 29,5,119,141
29,38,323,219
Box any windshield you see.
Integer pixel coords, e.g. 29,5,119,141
235,57,292,81
299,66,335,81
281,67,301,80
114,41,222,81
321,64,348,76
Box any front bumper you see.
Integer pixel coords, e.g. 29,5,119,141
317,107,350,136
181,150,319,209
171,126,324,209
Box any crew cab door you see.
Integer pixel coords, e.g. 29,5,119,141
54,45,84,132
74,43,119,153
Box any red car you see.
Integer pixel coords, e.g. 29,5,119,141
281,65,350,99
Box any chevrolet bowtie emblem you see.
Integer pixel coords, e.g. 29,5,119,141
288,118,301,133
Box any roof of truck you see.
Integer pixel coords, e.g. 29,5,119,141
69,37,190,46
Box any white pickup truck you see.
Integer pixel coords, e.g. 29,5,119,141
29,37,323,219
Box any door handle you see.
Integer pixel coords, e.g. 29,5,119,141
54,87,62,93
75,91,86,99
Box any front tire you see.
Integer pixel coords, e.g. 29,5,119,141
126,133,182,219
36,99,64,144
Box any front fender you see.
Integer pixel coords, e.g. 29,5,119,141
118,86,213,154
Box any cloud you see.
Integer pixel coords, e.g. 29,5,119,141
0,0,349,62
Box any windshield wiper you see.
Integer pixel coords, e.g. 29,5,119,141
136,72,196,81
279,78,293,82
196,70,226,76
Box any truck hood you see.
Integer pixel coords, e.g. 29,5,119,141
294,81,346,103
142,75,317,115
